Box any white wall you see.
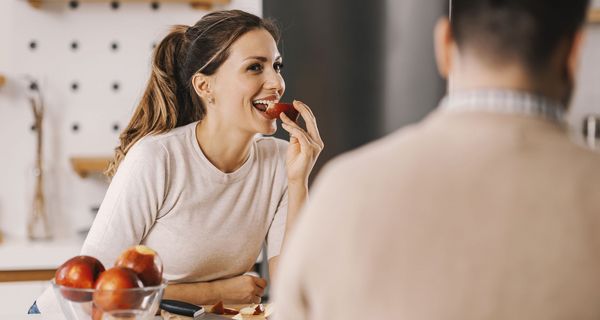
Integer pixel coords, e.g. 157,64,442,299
568,22,600,137
0,0,261,240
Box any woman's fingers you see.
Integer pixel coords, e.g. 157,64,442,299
290,100,324,148
294,100,321,142
282,122,313,152
252,277,267,289
251,296,262,304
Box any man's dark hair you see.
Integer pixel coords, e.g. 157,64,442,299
446,0,590,72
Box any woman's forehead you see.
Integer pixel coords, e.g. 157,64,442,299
228,29,281,61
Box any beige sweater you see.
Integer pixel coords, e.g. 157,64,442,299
37,122,289,313
274,109,600,320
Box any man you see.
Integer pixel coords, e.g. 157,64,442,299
274,0,600,319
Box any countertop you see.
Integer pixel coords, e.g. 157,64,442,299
0,235,83,271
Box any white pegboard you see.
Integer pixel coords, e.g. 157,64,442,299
0,0,262,239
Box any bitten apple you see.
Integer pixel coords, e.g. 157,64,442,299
114,245,163,286
55,255,105,302
93,267,144,311
265,102,299,121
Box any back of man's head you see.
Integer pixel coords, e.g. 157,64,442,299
447,0,589,74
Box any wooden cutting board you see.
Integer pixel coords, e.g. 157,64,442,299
161,304,272,320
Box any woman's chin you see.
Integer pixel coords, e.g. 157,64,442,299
258,122,278,136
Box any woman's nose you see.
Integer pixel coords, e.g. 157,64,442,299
264,71,285,94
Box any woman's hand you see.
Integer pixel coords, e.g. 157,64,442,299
212,275,267,304
280,100,324,184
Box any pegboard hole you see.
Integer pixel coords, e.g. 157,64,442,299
29,40,37,51
72,123,80,132
112,82,120,92
151,2,160,10
29,81,39,91
110,1,120,10
111,41,119,51
70,41,79,51
30,124,37,132
71,82,79,92
69,0,79,9
112,123,120,132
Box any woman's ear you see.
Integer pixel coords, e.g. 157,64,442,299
192,73,213,103
434,17,453,79
567,29,585,84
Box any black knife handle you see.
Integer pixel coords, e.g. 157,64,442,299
160,299,204,317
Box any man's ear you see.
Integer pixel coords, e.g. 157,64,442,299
567,29,586,83
434,17,453,79
192,73,212,101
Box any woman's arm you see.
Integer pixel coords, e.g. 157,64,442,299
270,100,323,283
163,275,267,305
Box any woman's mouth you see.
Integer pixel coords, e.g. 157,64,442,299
252,99,276,113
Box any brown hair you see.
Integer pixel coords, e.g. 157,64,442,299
106,10,280,177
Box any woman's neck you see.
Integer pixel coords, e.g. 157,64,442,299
195,118,254,173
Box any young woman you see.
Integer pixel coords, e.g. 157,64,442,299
33,9,323,313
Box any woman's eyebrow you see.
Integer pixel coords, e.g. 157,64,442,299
244,55,282,62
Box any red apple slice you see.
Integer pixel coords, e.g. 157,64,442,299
264,102,299,121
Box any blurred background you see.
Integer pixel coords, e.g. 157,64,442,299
0,0,599,314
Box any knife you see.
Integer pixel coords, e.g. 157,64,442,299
160,299,231,319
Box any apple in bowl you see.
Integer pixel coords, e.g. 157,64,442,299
114,245,163,286
93,267,144,311
55,256,105,302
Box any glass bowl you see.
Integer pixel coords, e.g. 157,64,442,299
51,279,167,320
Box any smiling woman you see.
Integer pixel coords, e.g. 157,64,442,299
32,9,323,314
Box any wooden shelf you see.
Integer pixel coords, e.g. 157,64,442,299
590,9,600,23
27,0,230,10
70,156,112,178
0,74,5,88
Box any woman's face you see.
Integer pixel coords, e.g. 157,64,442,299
208,28,285,136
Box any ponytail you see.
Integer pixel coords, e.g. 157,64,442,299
106,25,203,178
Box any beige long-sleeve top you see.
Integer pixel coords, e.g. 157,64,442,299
36,121,289,313
274,108,600,320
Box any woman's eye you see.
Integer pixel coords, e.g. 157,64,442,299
274,62,284,72
248,64,263,72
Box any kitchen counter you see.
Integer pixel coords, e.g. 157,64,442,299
0,315,162,319
0,235,83,282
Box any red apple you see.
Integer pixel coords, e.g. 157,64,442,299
253,304,265,315
114,245,163,286
265,102,299,121
55,255,105,302
93,267,143,311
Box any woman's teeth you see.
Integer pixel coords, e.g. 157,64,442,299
252,100,275,112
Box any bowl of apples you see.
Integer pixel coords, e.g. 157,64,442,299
51,245,166,320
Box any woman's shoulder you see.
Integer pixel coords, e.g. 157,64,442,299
130,122,197,155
